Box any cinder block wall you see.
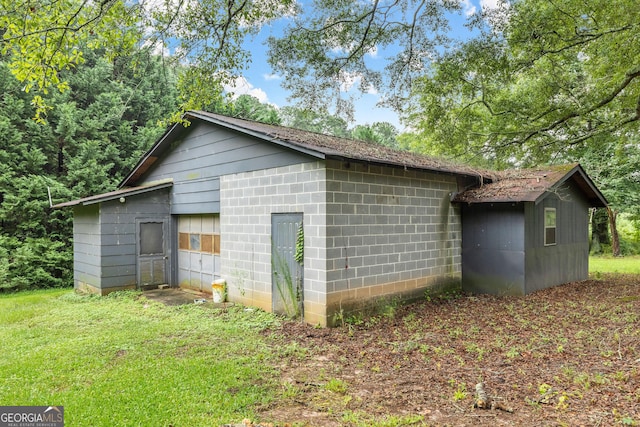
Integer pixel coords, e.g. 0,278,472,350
220,161,329,325
221,159,462,326
324,160,462,324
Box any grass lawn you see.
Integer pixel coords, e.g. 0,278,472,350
590,255,640,274
2,273,639,426
0,290,288,426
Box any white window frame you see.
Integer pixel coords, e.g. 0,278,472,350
544,207,557,246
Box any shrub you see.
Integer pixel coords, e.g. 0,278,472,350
0,236,72,291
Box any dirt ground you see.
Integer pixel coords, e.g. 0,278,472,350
260,274,640,426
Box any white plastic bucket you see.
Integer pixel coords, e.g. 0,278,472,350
212,279,226,303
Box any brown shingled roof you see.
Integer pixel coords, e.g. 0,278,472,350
452,163,607,207
159,111,487,181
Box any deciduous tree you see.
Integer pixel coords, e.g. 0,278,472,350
405,0,640,162
0,0,294,119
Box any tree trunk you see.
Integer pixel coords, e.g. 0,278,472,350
607,207,621,257
57,137,65,175
590,208,610,254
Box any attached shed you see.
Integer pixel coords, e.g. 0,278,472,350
453,164,607,296
55,112,607,325
55,180,174,294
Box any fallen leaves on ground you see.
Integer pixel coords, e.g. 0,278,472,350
261,274,640,426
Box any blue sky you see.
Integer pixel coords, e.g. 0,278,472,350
223,0,500,130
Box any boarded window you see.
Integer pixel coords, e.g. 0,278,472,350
140,222,164,255
544,208,556,246
178,230,220,254
201,234,213,253
213,234,220,254
179,233,189,250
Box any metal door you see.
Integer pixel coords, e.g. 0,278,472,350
271,213,304,318
137,220,168,288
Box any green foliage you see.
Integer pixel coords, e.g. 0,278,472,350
272,247,302,319
268,0,464,116
351,122,399,148
406,0,640,165
228,94,282,125
590,256,640,275
325,378,348,394
0,236,72,291
0,0,140,121
280,106,351,138
294,224,304,264
0,0,295,119
0,45,178,290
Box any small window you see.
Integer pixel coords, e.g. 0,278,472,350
544,208,556,246
189,233,201,251
213,234,220,255
178,231,220,254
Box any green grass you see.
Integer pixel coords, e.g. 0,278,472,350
0,290,282,426
590,255,640,274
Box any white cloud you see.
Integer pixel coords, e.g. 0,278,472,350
263,73,281,81
141,38,170,57
223,76,269,103
481,0,503,11
460,0,477,17
338,71,378,95
338,72,358,92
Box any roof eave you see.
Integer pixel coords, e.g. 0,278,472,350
53,180,173,208
185,111,328,160
119,122,184,188
533,164,608,207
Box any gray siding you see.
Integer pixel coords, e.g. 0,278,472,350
142,122,312,215
460,182,591,296
73,204,101,289
461,203,526,295
99,189,171,289
524,185,590,293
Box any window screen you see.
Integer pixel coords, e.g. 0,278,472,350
140,222,164,255
544,208,556,246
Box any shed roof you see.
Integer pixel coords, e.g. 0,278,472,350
120,111,489,187
452,163,607,207
52,179,173,208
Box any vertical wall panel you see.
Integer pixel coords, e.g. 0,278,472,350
461,203,526,295
73,204,101,290
99,189,171,289
524,185,591,293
